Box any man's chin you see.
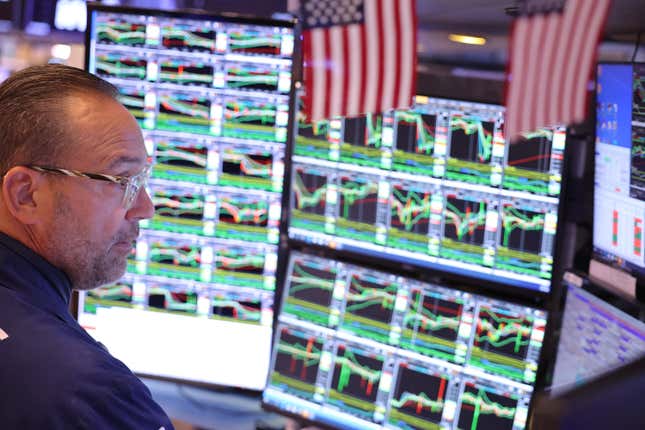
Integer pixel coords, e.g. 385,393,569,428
74,260,128,291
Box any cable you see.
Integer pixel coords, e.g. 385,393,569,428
632,32,642,63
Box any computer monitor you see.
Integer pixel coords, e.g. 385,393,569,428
262,250,549,429
76,4,295,390
550,273,645,394
593,63,645,295
288,96,567,294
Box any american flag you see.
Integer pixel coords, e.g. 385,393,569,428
301,0,416,122
505,0,611,139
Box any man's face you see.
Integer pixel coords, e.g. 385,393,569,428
38,93,154,290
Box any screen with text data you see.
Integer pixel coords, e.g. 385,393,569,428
593,63,645,282
263,251,547,430
289,96,566,294
551,277,645,393
76,5,295,390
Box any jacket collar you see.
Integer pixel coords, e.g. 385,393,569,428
0,232,73,322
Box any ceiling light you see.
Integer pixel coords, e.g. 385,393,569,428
449,34,487,46
51,44,71,60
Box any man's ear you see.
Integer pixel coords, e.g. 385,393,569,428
1,166,46,225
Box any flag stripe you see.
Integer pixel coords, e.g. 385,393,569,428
347,24,362,116
547,1,580,127
311,28,326,121
535,13,560,128
520,13,545,134
391,0,402,108
341,25,352,116
381,0,396,111
364,0,379,114
374,0,386,113
572,0,611,121
506,17,529,139
323,29,333,119
560,0,591,124
329,25,344,117
505,0,610,139
302,29,313,120
302,0,416,121
398,0,414,108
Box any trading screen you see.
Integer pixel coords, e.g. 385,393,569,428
289,96,565,293
551,277,645,393
263,251,547,430
76,6,294,389
593,63,645,280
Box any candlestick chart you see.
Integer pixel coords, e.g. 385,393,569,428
446,115,495,185
336,175,380,243
387,183,432,253
147,285,198,314
388,363,449,429
457,383,518,430
469,306,536,382
157,93,211,135
228,30,281,56
340,273,398,344
400,288,464,362
211,247,267,290
284,257,337,326
441,194,488,265
152,139,209,184
270,326,324,400
392,111,437,176
150,189,206,236
161,24,215,52
328,344,384,419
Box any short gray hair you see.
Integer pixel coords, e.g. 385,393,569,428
0,64,119,175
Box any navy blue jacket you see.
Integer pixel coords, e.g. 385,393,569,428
0,233,175,429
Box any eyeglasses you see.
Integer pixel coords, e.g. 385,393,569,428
26,164,151,211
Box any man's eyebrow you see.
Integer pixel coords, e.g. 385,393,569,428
106,155,145,171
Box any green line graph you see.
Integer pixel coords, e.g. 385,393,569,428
334,347,382,395
396,111,435,154
449,116,494,163
443,198,487,241
390,186,432,233
459,385,516,430
501,205,544,253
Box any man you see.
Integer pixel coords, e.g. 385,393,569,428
0,64,174,429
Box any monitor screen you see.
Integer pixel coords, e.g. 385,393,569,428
593,63,645,282
263,251,548,429
289,96,566,293
76,5,295,390
551,276,645,394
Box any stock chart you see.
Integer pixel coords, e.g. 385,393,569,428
328,343,385,420
388,362,449,429
341,272,398,344
270,325,325,401
79,6,295,389
288,96,564,293
392,111,438,176
265,252,543,429
283,256,338,326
